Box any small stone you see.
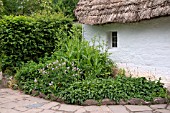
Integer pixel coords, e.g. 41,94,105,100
31,90,39,96
101,98,116,105
119,99,127,105
153,97,167,104
144,101,151,105
56,98,65,103
39,92,46,98
82,99,98,106
128,98,146,105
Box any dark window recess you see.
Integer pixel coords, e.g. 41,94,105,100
112,32,117,47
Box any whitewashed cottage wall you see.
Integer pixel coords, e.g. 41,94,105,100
83,17,170,86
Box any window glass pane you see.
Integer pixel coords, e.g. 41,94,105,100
112,32,117,47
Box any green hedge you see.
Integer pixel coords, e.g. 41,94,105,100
0,14,72,76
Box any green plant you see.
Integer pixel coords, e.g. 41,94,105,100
54,0,79,20
59,75,168,104
0,14,72,76
52,26,114,79
15,26,115,96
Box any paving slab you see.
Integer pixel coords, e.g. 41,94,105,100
40,109,56,113
134,111,152,113
125,105,152,112
25,103,45,109
150,104,167,109
0,88,170,113
108,105,129,113
23,108,43,113
39,102,60,109
26,96,50,103
14,106,30,112
167,105,170,110
58,104,82,112
155,109,170,113
84,106,103,112
100,105,113,112
75,108,87,113
0,108,21,113
51,105,60,110
90,111,112,113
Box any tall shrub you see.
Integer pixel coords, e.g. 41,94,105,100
55,0,79,20
0,14,72,76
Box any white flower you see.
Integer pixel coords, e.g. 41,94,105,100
52,68,54,70
34,78,37,83
62,62,66,65
67,67,70,70
72,63,74,66
64,70,67,73
42,71,47,74
49,81,53,86
73,67,77,71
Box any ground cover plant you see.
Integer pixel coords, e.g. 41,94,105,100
14,26,169,105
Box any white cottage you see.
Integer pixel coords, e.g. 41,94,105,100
75,0,170,86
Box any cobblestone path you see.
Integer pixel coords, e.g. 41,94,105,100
0,88,170,113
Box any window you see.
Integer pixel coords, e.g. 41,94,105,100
111,32,118,48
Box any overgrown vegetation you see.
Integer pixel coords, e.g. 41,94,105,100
0,0,169,105
14,28,168,105
0,0,79,20
0,14,72,76
15,29,114,93
54,0,79,20
60,76,167,104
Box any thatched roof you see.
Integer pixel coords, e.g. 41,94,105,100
74,0,170,25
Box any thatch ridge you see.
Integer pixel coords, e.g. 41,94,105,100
74,0,170,25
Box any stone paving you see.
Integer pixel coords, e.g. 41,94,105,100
0,88,170,113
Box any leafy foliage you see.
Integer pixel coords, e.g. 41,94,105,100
54,0,79,20
1,0,79,19
0,0,4,15
1,0,54,16
15,27,168,105
15,28,114,96
0,14,72,76
60,76,167,104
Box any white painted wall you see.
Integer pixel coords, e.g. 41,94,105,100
83,17,170,86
